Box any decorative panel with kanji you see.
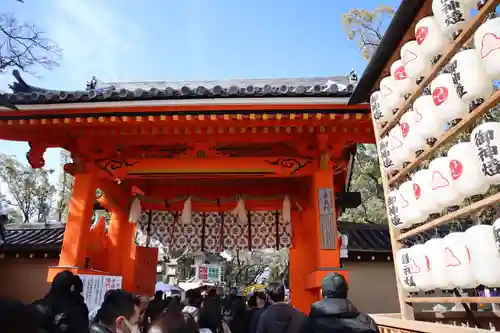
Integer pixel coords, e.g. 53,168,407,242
134,210,292,252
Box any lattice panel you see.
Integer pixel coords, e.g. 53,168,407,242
134,210,291,252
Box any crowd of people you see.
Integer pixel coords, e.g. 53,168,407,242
0,270,380,333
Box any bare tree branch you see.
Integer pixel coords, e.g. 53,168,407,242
0,11,61,75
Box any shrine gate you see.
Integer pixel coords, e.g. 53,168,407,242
0,72,372,313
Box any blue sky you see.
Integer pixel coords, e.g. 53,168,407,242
0,0,400,186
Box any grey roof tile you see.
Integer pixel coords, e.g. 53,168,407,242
1,70,357,107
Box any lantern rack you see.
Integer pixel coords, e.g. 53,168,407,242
378,0,499,138
370,0,500,324
389,90,500,186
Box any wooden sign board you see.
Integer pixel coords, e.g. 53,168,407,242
318,188,337,249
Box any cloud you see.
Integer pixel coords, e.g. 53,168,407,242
44,0,145,87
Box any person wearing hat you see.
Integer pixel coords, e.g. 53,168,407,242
299,273,380,333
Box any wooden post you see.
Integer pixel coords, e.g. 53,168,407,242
58,173,96,268
371,119,414,320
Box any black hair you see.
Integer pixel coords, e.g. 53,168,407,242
265,282,285,303
98,290,138,326
247,294,257,308
154,290,164,299
50,270,76,294
207,288,217,298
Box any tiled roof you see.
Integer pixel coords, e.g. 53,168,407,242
1,224,65,252
1,222,392,253
337,222,391,252
2,70,357,107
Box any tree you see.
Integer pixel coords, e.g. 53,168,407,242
337,6,395,224
341,6,394,60
223,249,289,287
339,145,387,224
55,150,74,222
0,2,61,74
0,154,56,223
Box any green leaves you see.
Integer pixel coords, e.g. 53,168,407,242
0,153,56,223
340,144,387,224
341,6,395,60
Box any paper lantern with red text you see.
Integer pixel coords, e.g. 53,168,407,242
474,17,500,80
412,95,445,142
429,157,464,209
431,74,469,123
410,244,435,291
432,0,472,39
380,76,404,112
443,232,477,289
399,180,426,225
390,59,417,96
395,248,420,292
449,49,493,105
401,41,429,81
465,224,500,287
388,126,412,166
415,16,451,61
370,91,392,124
400,110,426,154
471,122,500,184
411,169,441,217
424,237,453,290
379,136,402,174
447,142,489,198
387,189,411,229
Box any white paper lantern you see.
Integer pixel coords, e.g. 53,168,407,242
432,0,472,39
370,90,392,124
401,41,429,81
388,126,412,165
415,16,451,61
428,157,464,208
431,74,469,123
379,136,402,174
424,237,453,290
395,248,420,292
400,110,426,154
465,224,500,287
387,190,412,229
493,218,500,254
449,49,493,105
447,142,489,197
412,95,445,141
128,197,142,223
380,76,404,112
410,244,435,291
474,17,500,80
443,232,477,289
390,59,417,97
399,180,426,225
471,122,500,184
412,169,441,217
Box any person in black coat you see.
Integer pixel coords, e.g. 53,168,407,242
299,273,380,333
33,270,89,333
248,291,268,333
256,283,304,333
